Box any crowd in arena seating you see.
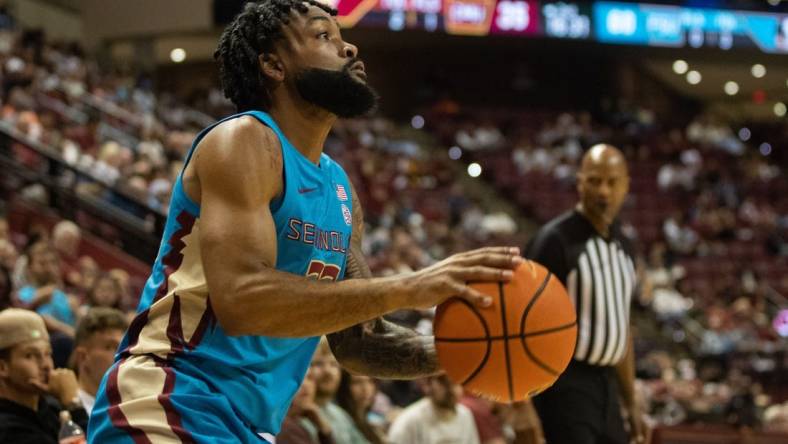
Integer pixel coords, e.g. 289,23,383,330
0,16,786,442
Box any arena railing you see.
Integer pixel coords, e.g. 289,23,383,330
57,84,144,130
59,82,216,135
0,120,163,262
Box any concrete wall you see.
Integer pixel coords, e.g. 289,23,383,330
13,0,83,42
81,0,212,45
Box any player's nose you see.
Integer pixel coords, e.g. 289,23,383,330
343,41,358,59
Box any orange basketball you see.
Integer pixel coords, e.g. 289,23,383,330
433,260,577,403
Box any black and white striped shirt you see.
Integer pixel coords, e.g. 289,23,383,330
525,210,636,366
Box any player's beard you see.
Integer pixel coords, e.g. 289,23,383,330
295,60,379,118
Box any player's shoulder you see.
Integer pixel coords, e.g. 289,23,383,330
195,115,282,171
206,115,279,148
319,152,349,176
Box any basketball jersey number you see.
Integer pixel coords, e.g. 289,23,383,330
306,260,341,281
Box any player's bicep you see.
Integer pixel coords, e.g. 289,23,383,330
194,118,282,310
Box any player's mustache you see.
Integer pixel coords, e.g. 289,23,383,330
343,57,363,71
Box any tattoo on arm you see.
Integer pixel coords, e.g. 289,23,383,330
327,183,439,379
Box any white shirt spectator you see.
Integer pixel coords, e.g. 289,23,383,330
77,388,95,415
388,398,480,444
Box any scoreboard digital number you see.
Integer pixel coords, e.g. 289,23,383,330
542,1,592,39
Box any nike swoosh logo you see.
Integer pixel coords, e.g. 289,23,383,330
298,187,318,194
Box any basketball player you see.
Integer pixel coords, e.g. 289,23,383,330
87,1,521,442
524,145,647,444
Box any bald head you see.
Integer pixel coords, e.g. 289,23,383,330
580,144,629,176
576,144,630,234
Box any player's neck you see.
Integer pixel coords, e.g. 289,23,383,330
269,99,335,165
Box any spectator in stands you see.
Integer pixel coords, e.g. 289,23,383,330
310,340,369,444
0,239,17,270
0,212,11,258
82,273,123,315
16,241,76,338
388,374,480,444
336,370,384,444
278,374,335,444
63,112,101,157
75,256,99,298
0,308,88,443
71,307,127,415
460,393,506,444
51,221,81,289
663,212,699,256
501,401,545,444
763,401,788,433
107,268,132,312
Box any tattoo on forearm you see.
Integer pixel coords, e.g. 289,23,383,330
327,184,439,379
328,317,439,379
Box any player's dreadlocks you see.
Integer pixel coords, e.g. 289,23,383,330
215,0,337,112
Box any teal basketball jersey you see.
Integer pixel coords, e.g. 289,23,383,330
88,110,354,442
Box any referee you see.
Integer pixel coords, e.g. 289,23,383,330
524,145,647,444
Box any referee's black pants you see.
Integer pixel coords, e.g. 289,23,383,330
533,360,628,444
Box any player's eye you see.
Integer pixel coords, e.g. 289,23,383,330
318,32,329,40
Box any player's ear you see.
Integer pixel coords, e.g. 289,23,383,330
259,52,285,83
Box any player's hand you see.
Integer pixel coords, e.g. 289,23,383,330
402,246,522,310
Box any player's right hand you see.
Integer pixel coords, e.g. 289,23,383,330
401,246,521,310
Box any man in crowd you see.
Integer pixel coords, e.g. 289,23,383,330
71,307,127,415
388,374,480,444
17,241,76,336
0,308,87,443
311,339,368,444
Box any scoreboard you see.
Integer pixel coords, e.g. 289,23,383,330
326,0,788,53
594,2,788,53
